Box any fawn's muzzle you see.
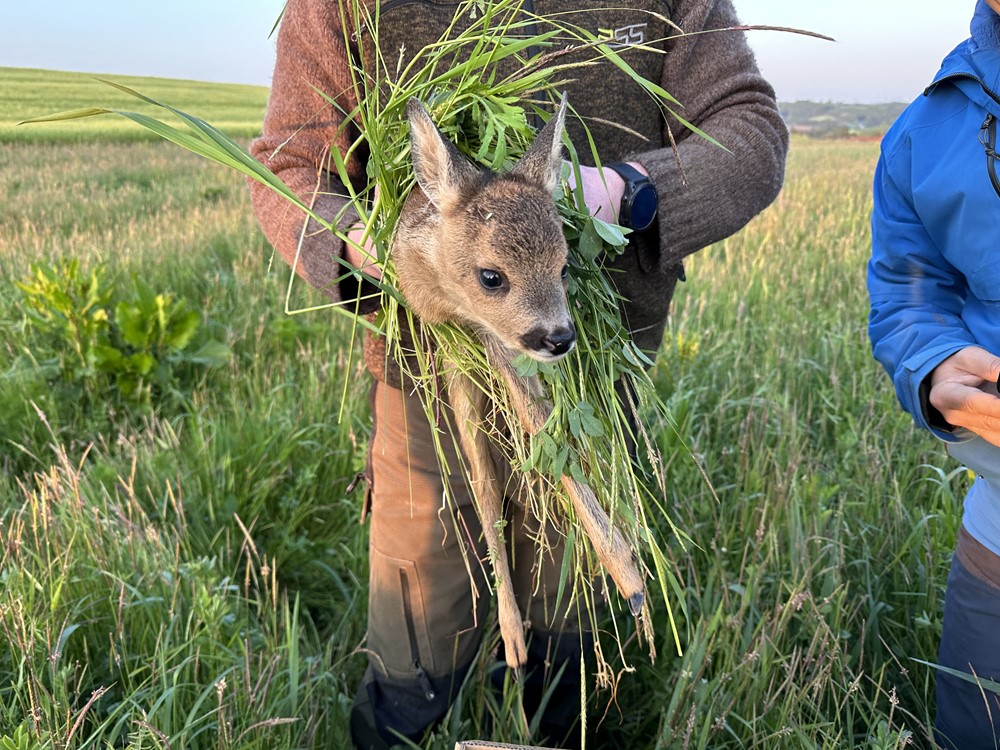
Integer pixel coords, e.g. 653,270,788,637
523,325,576,358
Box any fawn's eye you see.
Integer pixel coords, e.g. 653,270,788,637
478,269,504,290
560,265,569,280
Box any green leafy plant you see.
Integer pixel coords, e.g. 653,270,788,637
16,258,113,385
0,724,47,750
16,260,231,405
97,277,229,401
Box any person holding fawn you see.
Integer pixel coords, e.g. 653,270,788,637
868,1,1000,746
249,0,787,747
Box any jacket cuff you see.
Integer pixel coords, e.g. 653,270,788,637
917,374,954,434
903,341,973,442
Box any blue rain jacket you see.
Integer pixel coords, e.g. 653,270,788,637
869,1,1000,439
869,1,1000,556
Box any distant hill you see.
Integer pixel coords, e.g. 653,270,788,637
779,101,908,139
3,67,908,144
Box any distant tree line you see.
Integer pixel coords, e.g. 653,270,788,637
779,100,908,139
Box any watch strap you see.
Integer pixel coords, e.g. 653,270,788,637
605,161,649,185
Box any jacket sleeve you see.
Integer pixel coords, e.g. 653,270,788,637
248,0,368,304
632,0,789,268
867,138,977,440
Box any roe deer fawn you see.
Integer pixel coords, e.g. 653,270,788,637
392,95,645,668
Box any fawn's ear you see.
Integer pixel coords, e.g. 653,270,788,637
407,98,478,210
511,93,567,194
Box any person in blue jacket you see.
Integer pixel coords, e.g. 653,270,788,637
869,1,1000,746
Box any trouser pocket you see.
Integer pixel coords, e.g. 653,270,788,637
399,567,436,700
368,546,437,682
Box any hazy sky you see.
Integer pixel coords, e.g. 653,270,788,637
0,1,981,104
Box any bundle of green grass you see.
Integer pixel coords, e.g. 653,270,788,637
321,0,688,680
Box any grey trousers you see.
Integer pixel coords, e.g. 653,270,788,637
351,380,588,749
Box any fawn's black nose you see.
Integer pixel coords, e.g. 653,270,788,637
521,324,576,358
540,327,576,357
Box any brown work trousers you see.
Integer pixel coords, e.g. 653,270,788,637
363,379,584,684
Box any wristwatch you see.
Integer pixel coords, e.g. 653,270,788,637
605,162,659,232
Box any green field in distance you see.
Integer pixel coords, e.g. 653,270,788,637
0,66,268,143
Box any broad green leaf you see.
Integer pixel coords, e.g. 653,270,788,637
592,216,630,248
117,303,152,349
551,444,570,477
568,408,582,438
576,221,602,263
512,354,539,378
538,431,558,460
126,352,156,376
164,309,201,351
92,344,123,371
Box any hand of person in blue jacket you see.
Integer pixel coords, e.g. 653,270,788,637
930,346,1000,447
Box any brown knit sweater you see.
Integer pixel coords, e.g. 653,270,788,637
249,0,788,381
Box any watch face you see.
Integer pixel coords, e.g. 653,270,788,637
630,184,658,231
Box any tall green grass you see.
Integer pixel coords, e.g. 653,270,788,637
623,139,959,749
0,69,970,748
1,133,373,747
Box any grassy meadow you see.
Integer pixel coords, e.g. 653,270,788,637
0,70,970,749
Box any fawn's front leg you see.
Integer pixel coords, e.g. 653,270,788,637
447,371,528,669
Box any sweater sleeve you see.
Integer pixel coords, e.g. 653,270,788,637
248,0,368,303
633,0,789,268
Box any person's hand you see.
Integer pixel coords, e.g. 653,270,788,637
345,186,382,280
929,346,1000,445
565,162,646,225
345,222,381,279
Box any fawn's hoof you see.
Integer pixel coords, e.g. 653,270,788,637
504,635,528,670
500,613,528,669
628,591,645,616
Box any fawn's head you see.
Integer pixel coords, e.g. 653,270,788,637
392,96,575,361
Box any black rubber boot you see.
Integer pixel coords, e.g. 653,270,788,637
350,663,472,749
